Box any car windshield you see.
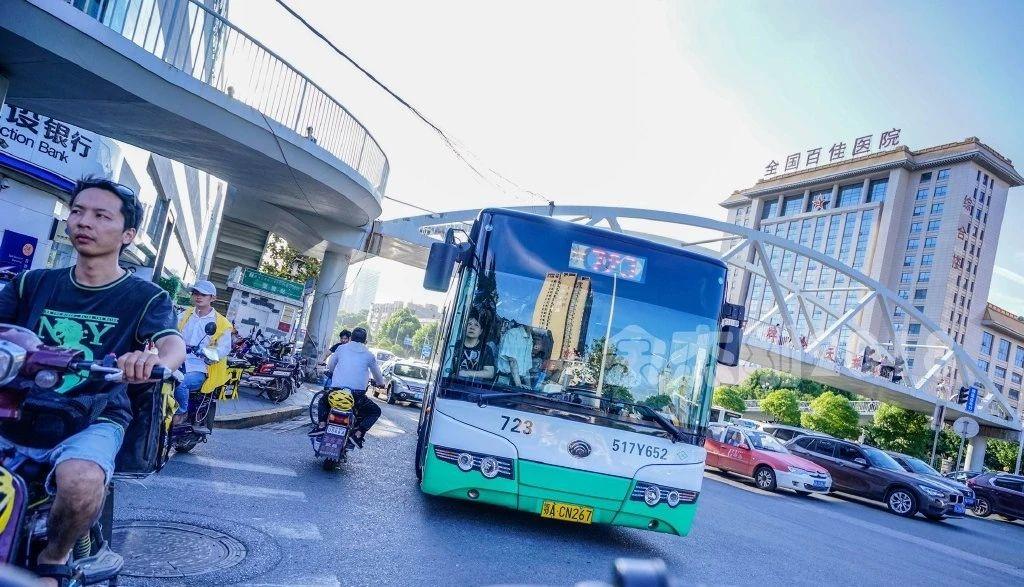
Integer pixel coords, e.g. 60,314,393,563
746,431,789,453
440,213,726,439
394,364,428,380
902,456,939,476
862,446,904,471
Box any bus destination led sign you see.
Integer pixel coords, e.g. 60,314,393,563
569,243,646,283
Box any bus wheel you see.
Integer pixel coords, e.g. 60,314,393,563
415,422,428,481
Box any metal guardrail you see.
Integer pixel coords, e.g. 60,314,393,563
743,398,881,416
73,0,389,193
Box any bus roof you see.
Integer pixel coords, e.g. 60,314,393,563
477,208,728,271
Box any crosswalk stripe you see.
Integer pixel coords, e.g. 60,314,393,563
172,454,298,477
143,475,306,501
234,578,340,587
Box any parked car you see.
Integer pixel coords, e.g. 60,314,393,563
787,436,967,520
706,424,832,495
759,423,831,443
374,360,429,406
886,452,974,507
945,470,985,484
967,473,1024,521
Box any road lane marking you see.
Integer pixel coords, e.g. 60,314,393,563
234,577,340,587
143,475,306,501
260,521,323,540
367,414,406,438
172,454,298,477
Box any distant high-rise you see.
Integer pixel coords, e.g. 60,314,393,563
340,268,380,314
533,272,593,360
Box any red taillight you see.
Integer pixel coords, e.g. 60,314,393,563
328,413,350,425
258,363,274,374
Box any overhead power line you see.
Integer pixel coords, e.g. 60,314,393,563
274,0,552,206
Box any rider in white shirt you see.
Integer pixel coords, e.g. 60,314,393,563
319,328,384,447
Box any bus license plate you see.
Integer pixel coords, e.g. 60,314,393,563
540,501,593,524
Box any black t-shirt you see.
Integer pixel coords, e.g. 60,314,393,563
0,268,180,446
458,342,495,374
330,342,344,353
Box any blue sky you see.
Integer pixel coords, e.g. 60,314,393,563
233,0,1024,311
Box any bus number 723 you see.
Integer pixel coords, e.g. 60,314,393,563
499,415,533,435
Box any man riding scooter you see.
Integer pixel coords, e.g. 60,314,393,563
314,328,384,448
0,177,185,586
175,281,232,428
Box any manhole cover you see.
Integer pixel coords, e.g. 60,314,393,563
113,521,247,578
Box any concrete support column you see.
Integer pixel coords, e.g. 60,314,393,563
964,435,987,471
303,250,349,357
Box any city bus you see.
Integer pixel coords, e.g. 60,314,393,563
414,209,743,536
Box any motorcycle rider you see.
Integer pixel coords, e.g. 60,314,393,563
317,327,384,448
174,281,232,427
0,177,185,586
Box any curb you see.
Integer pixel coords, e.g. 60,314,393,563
215,404,306,429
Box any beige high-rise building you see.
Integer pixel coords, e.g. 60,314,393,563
721,137,1023,383
978,303,1024,415
533,272,592,360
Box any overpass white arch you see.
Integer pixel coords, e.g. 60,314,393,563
362,205,1020,435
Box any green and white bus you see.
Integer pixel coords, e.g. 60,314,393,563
414,209,743,536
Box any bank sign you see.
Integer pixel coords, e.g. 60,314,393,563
0,104,110,189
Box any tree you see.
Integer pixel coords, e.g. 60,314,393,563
866,404,932,459
985,439,1020,472
801,391,860,439
760,389,801,426
259,233,321,283
334,309,368,335
713,385,746,413
411,322,439,358
378,308,421,350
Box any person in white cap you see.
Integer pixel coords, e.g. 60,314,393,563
174,280,233,426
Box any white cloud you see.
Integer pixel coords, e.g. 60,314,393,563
994,266,1024,287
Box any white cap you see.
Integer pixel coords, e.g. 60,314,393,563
191,280,217,296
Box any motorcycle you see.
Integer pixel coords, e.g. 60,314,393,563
227,329,298,403
0,323,176,585
171,321,220,453
309,389,356,471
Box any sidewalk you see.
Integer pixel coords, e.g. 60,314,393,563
214,384,316,429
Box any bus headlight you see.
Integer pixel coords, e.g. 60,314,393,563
644,485,661,506
456,452,475,472
480,457,500,479
632,482,699,508
434,445,515,480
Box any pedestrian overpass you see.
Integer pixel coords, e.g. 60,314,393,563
357,205,1022,454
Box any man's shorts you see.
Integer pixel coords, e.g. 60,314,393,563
0,421,124,494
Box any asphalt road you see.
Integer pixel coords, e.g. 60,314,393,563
113,398,1024,586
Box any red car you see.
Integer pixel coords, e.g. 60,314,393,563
706,423,832,494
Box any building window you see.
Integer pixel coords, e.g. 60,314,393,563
781,195,804,217
995,383,1004,393
937,169,950,181
908,323,921,335
975,208,983,220
978,358,990,372
903,255,915,267
920,254,933,266
837,184,863,207
981,332,994,356
907,239,919,251
927,220,941,232
898,289,910,300
914,289,928,300
867,178,888,203
900,272,912,283
915,305,924,314
995,366,1007,380
806,189,832,212
918,272,930,282
1013,373,1023,385
762,199,779,219
933,185,948,198
894,306,905,317
983,173,989,184
910,222,922,234
976,169,981,181
913,205,925,216
920,172,932,183
998,339,1011,362
915,188,929,200
924,237,937,248
1011,389,1020,401
1015,347,1024,369
930,202,944,214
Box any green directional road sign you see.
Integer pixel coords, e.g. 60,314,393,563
240,269,304,301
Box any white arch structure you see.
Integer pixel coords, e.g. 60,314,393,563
362,205,1021,435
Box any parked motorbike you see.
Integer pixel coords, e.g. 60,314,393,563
227,329,298,403
309,389,356,471
0,323,176,585
172,322,220,453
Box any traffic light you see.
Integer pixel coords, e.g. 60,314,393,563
956,386,969,404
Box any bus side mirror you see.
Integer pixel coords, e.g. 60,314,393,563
423,242,460,292
718,324,742,367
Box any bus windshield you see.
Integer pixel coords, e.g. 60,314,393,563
438,212,726,441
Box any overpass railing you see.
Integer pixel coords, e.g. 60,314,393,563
743,399,881,416
72,0,389,193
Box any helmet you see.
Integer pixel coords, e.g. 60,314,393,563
327,389,355,411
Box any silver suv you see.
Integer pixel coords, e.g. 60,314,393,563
375,360,429,406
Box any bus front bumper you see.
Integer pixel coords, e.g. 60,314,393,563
420,444,699,536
